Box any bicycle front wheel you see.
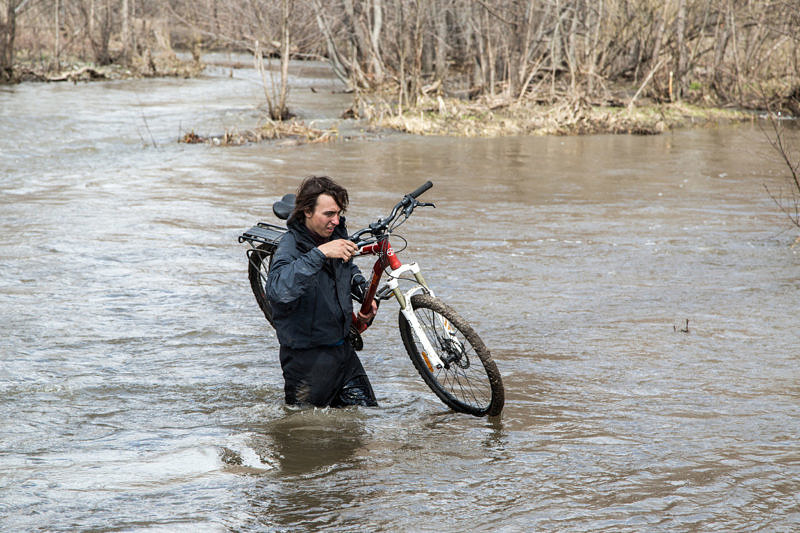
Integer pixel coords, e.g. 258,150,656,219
399,294,504,417
247,243,276,326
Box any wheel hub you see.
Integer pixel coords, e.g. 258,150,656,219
441,338,470,369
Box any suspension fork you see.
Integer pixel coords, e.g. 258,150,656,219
386,263,447,370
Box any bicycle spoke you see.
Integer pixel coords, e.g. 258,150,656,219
437,363,488,406
412,305,492,410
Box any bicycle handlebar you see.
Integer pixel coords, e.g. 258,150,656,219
350,181,434,245
409,180,433,199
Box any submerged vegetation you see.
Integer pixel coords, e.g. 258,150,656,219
1,1,798,138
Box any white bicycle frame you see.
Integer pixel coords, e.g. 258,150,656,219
383,261,461,371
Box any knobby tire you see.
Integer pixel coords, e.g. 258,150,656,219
399,294,504,417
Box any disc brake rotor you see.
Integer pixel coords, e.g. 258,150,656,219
441,337,470,369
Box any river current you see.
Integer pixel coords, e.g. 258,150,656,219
1,60,799,531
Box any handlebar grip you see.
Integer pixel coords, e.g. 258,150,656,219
409,180,433,199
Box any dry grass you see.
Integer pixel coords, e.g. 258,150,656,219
180,120,338,146
369,95,752,137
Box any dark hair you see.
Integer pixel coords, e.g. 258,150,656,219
290,176,349,223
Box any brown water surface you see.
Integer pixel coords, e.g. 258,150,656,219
1,60,799,531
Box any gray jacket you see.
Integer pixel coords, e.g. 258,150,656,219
266,217,363,349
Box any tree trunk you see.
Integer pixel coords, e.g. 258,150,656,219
468,5,485,91
254,40,275,120
277,0,290,120
54,0,60,69
711,0,730,97
433,0,447,83
310,0,351,88
411,0,424,105
674,0,687,101
483,7,494,95
91,0,113,65
565,3,578,94
649,2,667,77
0,0,16,83
121,0,130,62
728,0,743,103
341,0,383,85
369,0,384,84
550,1,561,100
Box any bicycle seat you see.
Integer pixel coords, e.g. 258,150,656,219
272,193,296,220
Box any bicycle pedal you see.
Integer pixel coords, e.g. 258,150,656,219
348,326,364,351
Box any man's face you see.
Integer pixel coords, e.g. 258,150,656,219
305,193,341,238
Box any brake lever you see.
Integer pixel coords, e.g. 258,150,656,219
403,199,435,216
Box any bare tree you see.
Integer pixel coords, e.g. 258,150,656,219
2,0,798,111
120,0,130,62
310,0,387,90
763,111,800,232
0,0,18,82
254,0,293,121
87,0,114,65
673,0,687,101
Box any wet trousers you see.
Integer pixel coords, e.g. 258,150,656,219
279,342,377,408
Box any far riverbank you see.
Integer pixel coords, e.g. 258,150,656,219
363,95,753,137
9,54,763,144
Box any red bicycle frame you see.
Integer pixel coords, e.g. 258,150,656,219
352,238,401,333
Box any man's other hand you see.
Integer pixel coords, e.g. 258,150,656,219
357,300,379,323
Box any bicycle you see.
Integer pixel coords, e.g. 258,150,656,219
239,181,505,417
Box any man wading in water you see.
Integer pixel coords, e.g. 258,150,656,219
267,176,378,407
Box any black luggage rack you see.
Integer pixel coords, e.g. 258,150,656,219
238,222,287,250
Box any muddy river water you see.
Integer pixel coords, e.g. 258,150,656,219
1,60,799,531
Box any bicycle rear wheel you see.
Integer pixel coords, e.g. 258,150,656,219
247,243,276,326
399,294,504,417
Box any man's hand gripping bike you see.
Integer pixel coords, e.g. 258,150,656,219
239,181,504,417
